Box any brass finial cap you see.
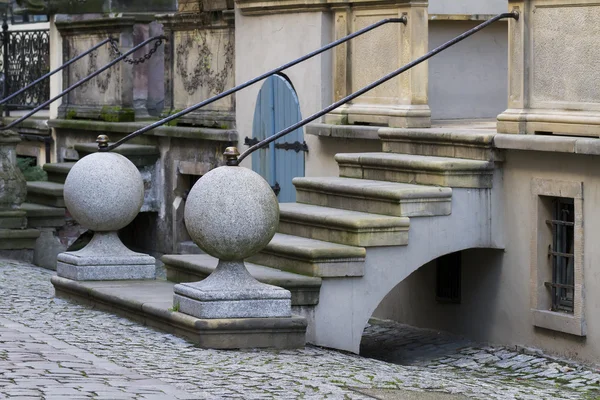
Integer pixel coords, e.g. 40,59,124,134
224,146,240,166
96,135,109,149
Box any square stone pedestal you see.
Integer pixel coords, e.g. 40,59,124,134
325,0,431,128
57,231,155,281
173,260,292,319
498,0,600,136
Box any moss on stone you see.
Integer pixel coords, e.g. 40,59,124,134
100,106,135,123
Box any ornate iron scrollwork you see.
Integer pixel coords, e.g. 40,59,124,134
0,29,50,109
274,141,309,153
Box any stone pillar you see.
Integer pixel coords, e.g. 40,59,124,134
160,5,235,129
325,0,430,128
56,15,158,122
56,135,156,280
0,130,27,229
0,129,40,260
173,147,291,319
498,0,600,136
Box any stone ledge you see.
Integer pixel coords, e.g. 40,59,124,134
51,276,307,349
162,254,321,306
493,134,600,156
49,119,238,143
294,177,452,217
278,203,410,247
336,153,494,189
248,233,366,278
236,0,427,15
0,228,40,250
306,123,380,140
531,309,585,337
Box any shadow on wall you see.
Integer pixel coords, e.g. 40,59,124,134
369,248,505,343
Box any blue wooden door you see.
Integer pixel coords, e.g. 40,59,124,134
251,75,305,202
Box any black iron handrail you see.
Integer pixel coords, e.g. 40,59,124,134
235,11,519,165
0,35,166,130
0,37,112,108
101,17,408,152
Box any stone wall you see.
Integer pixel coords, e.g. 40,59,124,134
160,6,235,129
375,144,600,363
56,15,163,122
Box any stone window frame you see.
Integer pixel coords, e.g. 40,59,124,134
530,178,585,337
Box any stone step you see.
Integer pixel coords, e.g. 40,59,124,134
75,143,159,168
26,181,65,208
293,177,452,217
0,228,41,250
379,127,500,161
43,162,76,184
278,203,409,247
20,203,66,228
336,153,494,189
161,254,322,307
247,233,366,278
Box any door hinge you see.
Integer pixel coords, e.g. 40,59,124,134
271,182,281,196
274,141,308,153
244,136,260,146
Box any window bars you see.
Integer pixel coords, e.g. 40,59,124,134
546,198,575,313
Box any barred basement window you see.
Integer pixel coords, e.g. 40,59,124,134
546,198,575,313
436,252,461,304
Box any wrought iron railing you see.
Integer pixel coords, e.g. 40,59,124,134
101,17,408,151
236,12,519,165
100,12,518,158
0,28,50,112
0,35,166,131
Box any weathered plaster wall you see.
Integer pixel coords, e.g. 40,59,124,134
234,10,332,174
375,150,600,363
428,20,508,120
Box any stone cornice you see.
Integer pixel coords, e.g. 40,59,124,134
236,0,427,16
55,15,155,35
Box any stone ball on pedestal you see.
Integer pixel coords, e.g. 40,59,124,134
63,152,144,232
184,165,279,261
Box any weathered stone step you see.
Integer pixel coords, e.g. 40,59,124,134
336,153,493,189
26,181,65,208
161,254,322,307
278,203,409,247
293,177,452,217
43,162,75,184
379,127,500,161
21,203,66,228
75,143,159,167
0,228,40,250
248,233,366,278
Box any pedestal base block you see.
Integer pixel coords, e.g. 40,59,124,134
173,260,292,319
56,231,156,281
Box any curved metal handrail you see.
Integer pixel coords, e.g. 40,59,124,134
234,11,519,165
101,17,408,152
0,35,166,131
0,37,113,107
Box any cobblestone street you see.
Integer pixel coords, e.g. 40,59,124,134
1,258,599,399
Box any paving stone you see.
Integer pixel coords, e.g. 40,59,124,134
0,258,597,399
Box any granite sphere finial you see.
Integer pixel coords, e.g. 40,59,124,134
184,166,279,261
64,152,144,231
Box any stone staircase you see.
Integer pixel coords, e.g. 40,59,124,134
24,143,160,270
162,124,500,350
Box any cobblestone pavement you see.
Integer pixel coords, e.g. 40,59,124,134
1,258,599,399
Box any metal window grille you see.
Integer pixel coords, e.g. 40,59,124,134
546,198,575,313
0,28,50,111
436,252,461,304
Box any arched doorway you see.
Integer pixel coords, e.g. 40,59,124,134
250,74,305,203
